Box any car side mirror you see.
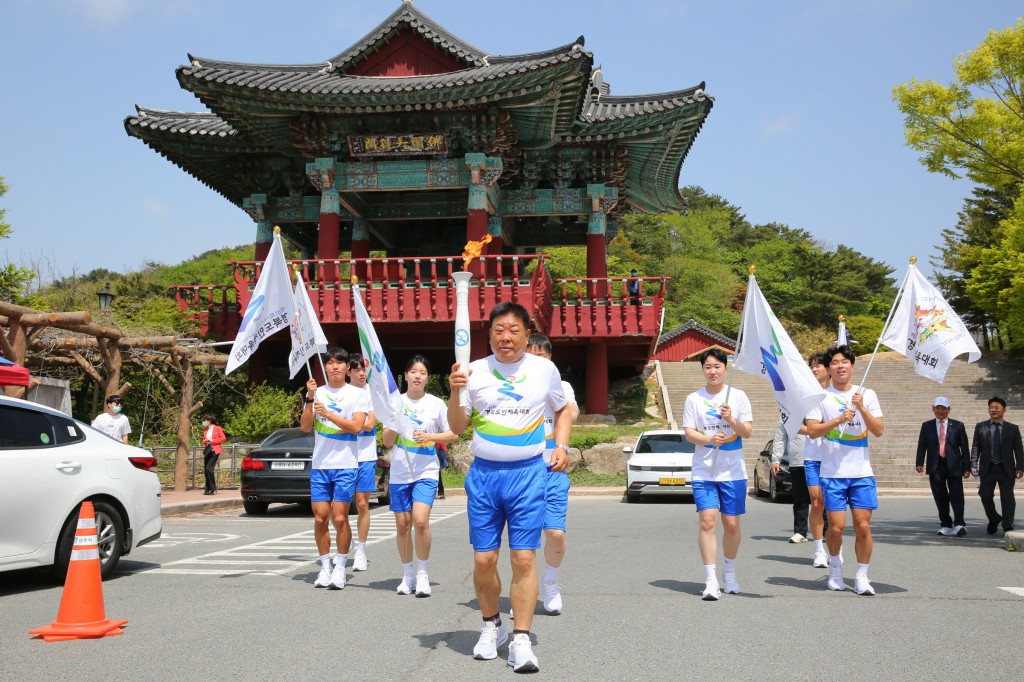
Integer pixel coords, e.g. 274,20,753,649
622,446,632,453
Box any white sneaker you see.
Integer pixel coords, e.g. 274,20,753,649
827,565,846,591
507,633,539,673
396,574,415,595
722,572,740,594
812,550,828,568
542,579,562,614
472,619,508,660
353,552,368,571
314,567,331,588
937,526,953,536
702,577,721,601
954,525,967,537
415,571,432,597
853,573,875,596
789,533,808,543
328,564,346,589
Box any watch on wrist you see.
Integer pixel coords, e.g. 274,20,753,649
554,443,570,451
304,395,314,404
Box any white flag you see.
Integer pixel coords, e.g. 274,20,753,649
225,232,293,374
352,286,404,430
878,264,981,383
288,269,328,379
837,318,847,347
735,275,827,439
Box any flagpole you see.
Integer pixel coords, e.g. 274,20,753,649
711,266,755,478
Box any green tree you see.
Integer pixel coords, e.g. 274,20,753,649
0,175,33,302
223,383,300,441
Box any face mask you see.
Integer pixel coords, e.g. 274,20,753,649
111,405,122,414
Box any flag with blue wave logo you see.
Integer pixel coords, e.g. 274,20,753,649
734,274,826,439
352,285,404,430
226,231,293,374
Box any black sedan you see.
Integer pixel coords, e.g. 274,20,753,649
240,428,390,515
752,438,792,502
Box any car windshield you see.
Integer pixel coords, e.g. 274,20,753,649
635,434,695,454
260,430,314,449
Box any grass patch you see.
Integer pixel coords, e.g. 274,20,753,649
569,470,626,487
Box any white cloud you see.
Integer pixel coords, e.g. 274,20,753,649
759,113,799,140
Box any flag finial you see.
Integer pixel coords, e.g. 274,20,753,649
838,314,845,322
351,274,358,285
274,225,281,235
748,265,756,275
909,256,917,264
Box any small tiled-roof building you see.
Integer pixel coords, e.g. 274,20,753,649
654,319,736,362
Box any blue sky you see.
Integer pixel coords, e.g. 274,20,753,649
2,0,1021,283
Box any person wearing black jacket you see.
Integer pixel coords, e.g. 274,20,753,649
915,397,971,536
971,396,1024,535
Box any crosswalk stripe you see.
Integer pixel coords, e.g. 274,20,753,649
139,506,466,577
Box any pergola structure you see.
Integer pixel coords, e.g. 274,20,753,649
125,1,713,413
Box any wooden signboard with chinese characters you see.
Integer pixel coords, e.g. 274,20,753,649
348,133,448,157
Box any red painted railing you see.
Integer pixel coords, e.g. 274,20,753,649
549,277,668,338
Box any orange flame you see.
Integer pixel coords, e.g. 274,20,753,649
462,234,493,270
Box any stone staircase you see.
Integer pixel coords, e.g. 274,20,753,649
657,354,1024,489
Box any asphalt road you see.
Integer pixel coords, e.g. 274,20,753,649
2,495,1021,681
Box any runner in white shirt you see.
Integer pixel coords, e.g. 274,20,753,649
801,353,832,567
381,355,458,598
346,354,378,573
448,302,571,673
805,345,884,596
681,348,753,601
300,347,369,590
526,333,580,616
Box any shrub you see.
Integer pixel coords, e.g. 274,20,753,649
223,383,300,441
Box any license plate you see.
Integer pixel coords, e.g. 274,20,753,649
658,477,688,485
271,461,305,470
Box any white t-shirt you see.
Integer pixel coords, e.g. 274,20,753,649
806,385,882,479
390,393,450,484
311,383,370,470
542,381,576,465
352,386,378,463
681,387,753,482
459,353,566,463
92,413,131,442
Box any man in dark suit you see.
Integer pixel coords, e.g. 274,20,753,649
971,396,1024,535
916,396,971,536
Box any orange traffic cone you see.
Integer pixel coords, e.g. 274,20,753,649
30,501,127,642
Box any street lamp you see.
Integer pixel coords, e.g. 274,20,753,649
98,283,115,310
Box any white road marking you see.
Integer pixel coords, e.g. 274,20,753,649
138,504,466,577
997,587,1024,597
146,532,241,548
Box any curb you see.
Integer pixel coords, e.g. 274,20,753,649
1006,530,1024,553
161,497,244,517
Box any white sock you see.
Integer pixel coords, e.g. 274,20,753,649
856,563,869,576
403,562,414,578
356,542,366,554
543,564,560,583
335,554,347,569
829,549,843,568
723,557,736,575
319,554,331,570
417,559,428,574
703,564,717,580
814,539,824,552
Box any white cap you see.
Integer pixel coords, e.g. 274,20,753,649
933,396,950,408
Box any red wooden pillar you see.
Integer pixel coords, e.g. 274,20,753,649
465,153,502,280
586,185,609,299
585,339,609,415
486,215,504,280
319,189,340,283
255,219,272,261
352,218,370,282
471,327,488,364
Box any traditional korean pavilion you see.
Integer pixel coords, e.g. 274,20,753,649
125,1,712,414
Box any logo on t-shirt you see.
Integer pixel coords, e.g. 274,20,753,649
404,403,425,426
702,398,722,420
492,369,526,401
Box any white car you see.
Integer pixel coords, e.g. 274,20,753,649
0,395,162,579
624,430,695,502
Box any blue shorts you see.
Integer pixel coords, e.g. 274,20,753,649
821,477,878,512
804,460,822,487
355,460,377,493
465,455,546,552
310,468,357,504
389,478,438,513
692,479,747,516
544,470,571,531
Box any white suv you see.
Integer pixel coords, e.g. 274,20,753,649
0,396,162,579
624,430,695,502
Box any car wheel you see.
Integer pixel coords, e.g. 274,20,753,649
243,499,270,515
753,469,766,497
625,491,640,503
769,474,779,502
55,500,125,581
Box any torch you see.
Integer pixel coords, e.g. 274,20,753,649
454,235,493,368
